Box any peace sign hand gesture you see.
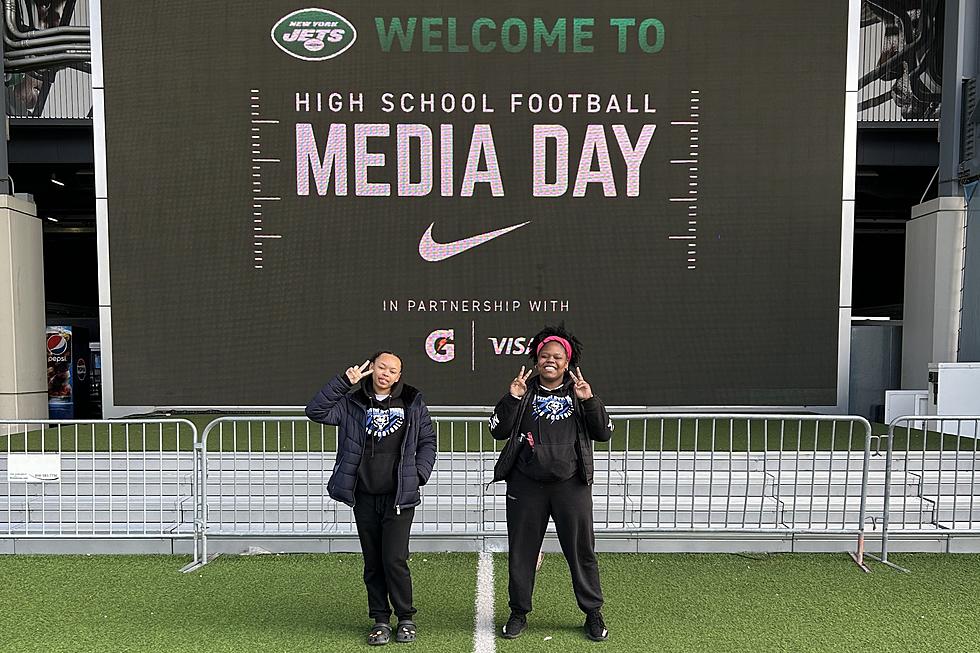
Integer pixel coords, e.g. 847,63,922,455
345,360,373,385
568,367,594,401
510,366,534,399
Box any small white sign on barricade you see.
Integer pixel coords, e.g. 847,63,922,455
8,453,62,482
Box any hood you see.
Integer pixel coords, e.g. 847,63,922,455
354,375,420,406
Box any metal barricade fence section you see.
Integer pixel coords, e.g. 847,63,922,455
195,415,873,544
590,415,872,534
9,413,980,573
197,417,498,540
876,416,980,569
198,418,347,536
1,415,883,565
0,420,198,538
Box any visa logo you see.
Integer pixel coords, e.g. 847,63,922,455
489,337,531,355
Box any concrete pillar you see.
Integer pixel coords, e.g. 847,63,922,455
902,197,967,389
0,195,46,419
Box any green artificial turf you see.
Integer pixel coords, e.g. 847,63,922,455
0,553,978,652
0,553,476,653
495,552,980,652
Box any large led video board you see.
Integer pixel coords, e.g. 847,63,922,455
93,1,855,409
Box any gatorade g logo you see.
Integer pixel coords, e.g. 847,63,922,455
271,8,357,61
425,329,455,363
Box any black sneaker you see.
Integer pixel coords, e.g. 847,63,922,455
501,613,527,639
584,610,608,641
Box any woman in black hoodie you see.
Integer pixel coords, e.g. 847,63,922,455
489,325,613,642
306,351,437,646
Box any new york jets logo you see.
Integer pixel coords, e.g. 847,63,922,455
271,8,357,61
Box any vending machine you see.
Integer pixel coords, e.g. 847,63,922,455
46,326,91,419
89,342,103,418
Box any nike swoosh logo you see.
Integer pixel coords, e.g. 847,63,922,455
418,220,531,262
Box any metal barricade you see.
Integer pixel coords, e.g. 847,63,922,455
874,415,980,571
595,414,873,572
191,414,873,571
0,419,199,553
191,416,496,570
596,415,871,534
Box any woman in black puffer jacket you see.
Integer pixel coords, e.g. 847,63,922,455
306,351,437,646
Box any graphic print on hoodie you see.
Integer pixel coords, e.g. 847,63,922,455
532,394,573,422
357,378,407,495
517,381,579,482
365,406,405,438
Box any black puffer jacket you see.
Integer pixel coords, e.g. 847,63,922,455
306,373,437,509
489,375,613,484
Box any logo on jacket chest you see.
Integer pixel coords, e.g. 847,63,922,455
365,407,405,439
531,394,573,422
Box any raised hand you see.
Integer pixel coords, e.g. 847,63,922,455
568,367,593,400
345,360,373,384
510,366,534,398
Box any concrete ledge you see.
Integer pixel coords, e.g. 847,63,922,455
0,194,38,217
411,537,483,552
329,538,363,553
11,538,176,554
910,196,966,219
200,537,334,555
483,536,509,552
638,534,794,553
947,535,980,553
792,534,866,553
196,535,489,555
595,537,639,553
173,540,196,556
5,531,980,555
878,533,949,553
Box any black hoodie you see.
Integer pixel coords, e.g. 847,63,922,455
356,377,407,495
489,374,614,485
515,379,579,482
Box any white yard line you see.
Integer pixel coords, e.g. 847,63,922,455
473,550,496,653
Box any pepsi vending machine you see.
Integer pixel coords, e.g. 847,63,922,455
46,326,91,419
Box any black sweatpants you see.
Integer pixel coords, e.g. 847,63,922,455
505,469,604,615
352,491,417,622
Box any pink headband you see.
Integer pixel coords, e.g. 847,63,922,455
536,336,572,360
